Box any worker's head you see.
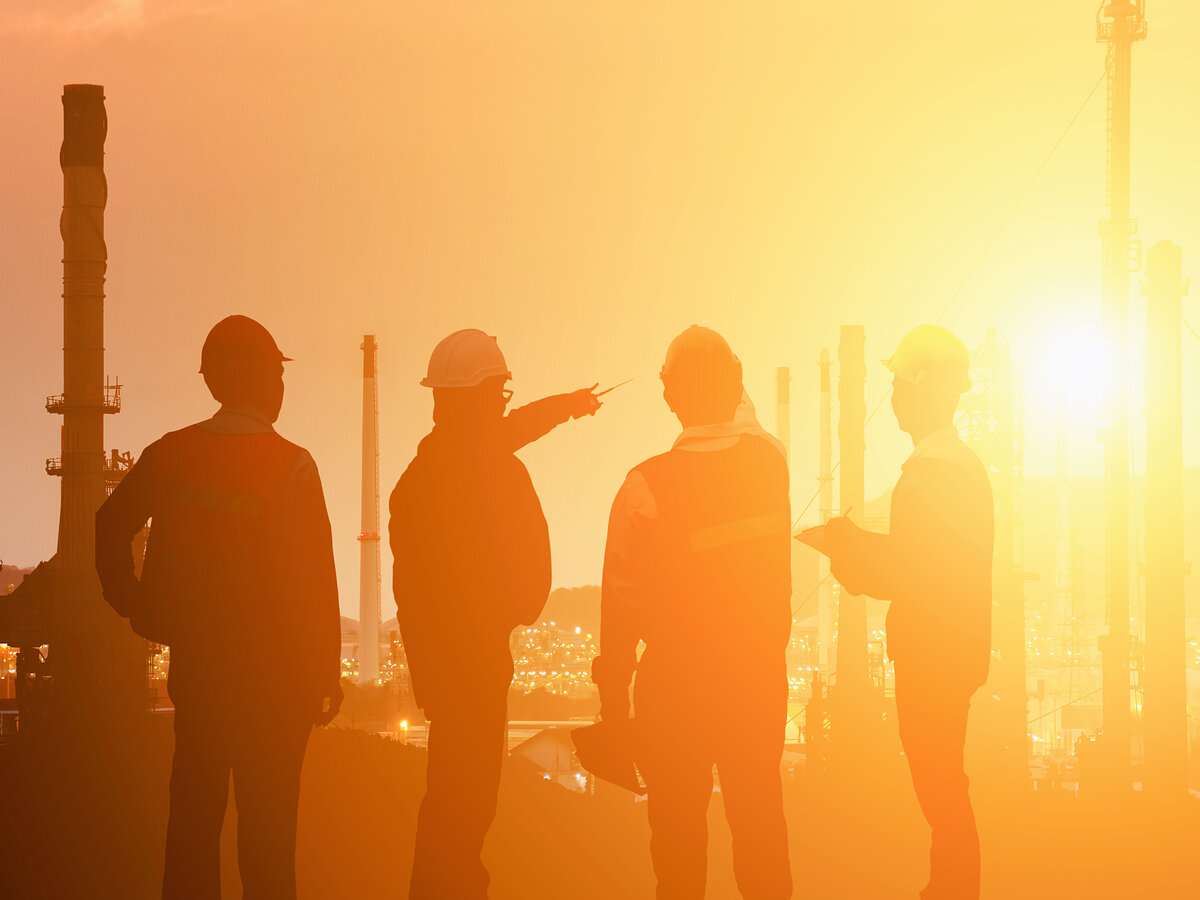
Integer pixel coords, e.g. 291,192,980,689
431,376,512,428
660,326,743,427
422,329,513,429
884,325,970,440
199,315,289,422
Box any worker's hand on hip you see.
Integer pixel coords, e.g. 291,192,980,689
568,384,602,419
314,683,344,726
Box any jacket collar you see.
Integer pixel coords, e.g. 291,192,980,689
672,391,787,459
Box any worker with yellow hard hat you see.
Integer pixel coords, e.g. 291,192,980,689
389,328,604,898
808,323,993,900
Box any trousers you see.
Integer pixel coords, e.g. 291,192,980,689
162,702,312,900
409,679,509,899
635,674,791,899
894,665,980,900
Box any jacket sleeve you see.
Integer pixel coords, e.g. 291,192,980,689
592,470,655,718
504,394,574,451
828,466,961,604
95,442,158,619
284,452,341,698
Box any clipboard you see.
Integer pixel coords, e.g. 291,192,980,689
794,524,830,556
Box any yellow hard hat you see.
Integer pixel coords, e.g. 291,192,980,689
883,325,971,395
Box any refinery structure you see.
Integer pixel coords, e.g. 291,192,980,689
0,3,1196,799
0,85,149,729
780,0,1196,795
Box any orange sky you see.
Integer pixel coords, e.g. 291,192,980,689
4,1,1200,616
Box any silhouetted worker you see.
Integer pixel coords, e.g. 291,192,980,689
821,325,993,900
389,328,602,899
593,326,793,899
96,315,342,900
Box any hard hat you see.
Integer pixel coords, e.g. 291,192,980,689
660,325,741,385
421,328,511,388
883,324,971,395
199,315,291,375
571,721,645,795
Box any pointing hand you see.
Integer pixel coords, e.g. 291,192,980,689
568,383,602,419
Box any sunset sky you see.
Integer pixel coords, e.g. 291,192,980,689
4,1,1200,617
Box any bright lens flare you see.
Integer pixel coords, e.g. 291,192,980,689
1028,322,1111,420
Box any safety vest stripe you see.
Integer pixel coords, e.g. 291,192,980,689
688,509,790,553
163,483,267,517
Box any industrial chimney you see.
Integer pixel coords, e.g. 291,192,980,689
358,335,382,684
53,85,146,720
0,84,152,724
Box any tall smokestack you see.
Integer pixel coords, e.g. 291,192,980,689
358,335,382,684
1142,240,1187,797
817,349,834,673
775,366,791,463
52,84,145,719
833,326,868,761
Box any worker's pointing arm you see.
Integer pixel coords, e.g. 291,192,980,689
505,385,602,451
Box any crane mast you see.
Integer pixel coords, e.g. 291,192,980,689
1096,0,1146,790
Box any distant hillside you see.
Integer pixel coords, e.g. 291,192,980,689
0,564,34,595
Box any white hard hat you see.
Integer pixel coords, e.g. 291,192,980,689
420,329,511,388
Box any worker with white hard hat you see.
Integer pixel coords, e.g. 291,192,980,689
418,328,601,448
592,325,793,898
389,328,603,898
807,323,993,900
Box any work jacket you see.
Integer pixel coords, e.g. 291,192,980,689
389,401,563,716
95,406,341,712
830,426,994,690
594,397,792,721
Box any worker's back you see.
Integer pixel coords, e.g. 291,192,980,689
632,433,791,707
137,423,331,708
389,425,551,712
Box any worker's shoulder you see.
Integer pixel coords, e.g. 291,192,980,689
902,441,991,498
734,432,789,472
909,436,986,475
270,431,312,461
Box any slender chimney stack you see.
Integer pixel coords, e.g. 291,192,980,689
358,335,382,684
52,84,145,719
833,326,869,762
817,349,834,673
